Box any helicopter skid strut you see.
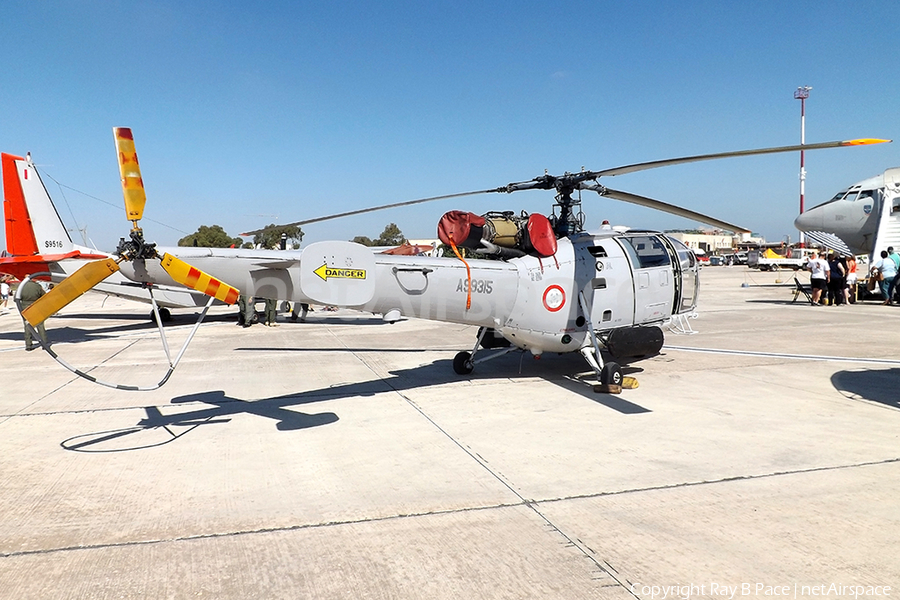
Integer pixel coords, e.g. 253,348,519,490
577,291,623,392
453,325,520,375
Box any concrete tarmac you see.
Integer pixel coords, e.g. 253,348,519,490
0,266,898,599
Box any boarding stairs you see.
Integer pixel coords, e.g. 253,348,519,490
872,175,900,260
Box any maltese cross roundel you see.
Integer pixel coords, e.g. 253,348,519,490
542,285,565,312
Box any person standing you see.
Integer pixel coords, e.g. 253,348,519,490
0,275,10,314
845,255,858,303
19,279,49,351
238,295,256,327
826,253,845,306
888,246,900,302
872,250,897,304
804,251,829,305
264,297,278,327
290,302,309,322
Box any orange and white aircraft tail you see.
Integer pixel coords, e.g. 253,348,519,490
1,152,106,279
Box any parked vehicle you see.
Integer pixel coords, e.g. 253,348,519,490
747,248,808,271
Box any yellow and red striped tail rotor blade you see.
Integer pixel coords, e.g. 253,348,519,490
159,253,240,305
22,258,120,327
113,127,147,225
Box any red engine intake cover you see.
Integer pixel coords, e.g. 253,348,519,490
526,214,557,257
437,211,485,247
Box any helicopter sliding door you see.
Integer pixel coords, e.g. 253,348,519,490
581,238,635,329
618,234,674,324
662,235,698,314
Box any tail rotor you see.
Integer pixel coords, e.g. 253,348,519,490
22,127,240,328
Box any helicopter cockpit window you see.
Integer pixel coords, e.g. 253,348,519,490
667,237,696,270
621,235,671,268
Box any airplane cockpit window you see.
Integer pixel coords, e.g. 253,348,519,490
857,189,878,203
809,187,857,210
621,235,671,268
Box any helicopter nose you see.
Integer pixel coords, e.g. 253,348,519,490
794,207,823,231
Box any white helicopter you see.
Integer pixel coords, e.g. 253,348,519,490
794,167,900,259
19,129,889,390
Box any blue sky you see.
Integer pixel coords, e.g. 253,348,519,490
1,0,898,251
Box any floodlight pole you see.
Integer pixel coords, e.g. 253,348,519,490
795,86,812,246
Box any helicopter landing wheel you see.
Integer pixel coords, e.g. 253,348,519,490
150,307,172,323
599,361,622,386
453,351,474,375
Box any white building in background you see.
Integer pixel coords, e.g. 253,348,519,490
666,231,764,254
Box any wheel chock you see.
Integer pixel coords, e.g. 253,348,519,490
593,383,623,394
621,376,639,389
593,376,639,394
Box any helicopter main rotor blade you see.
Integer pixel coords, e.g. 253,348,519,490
585,184,751,233
590,138,890,178
114,129,240,305
241,189,501,236
113,127,147,227
159,253,241,304
21,258,121,327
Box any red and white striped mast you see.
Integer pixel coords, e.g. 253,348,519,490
794,85,812,246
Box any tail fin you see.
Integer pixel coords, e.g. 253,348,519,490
2,153,74,255
3,152,37,255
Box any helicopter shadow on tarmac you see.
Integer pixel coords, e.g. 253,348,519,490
239,345,652,414
60,353,650,453
831,367,900,409
59,386,347,454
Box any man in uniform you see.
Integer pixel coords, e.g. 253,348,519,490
19,279,49,351
237,294,256,327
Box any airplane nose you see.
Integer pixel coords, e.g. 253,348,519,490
794,208,823,231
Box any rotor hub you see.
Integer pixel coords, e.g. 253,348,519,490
116,228,158,261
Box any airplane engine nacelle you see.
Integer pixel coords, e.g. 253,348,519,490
605,326,664,359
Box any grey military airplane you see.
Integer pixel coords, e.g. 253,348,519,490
19,129,889,389
794,167,900,259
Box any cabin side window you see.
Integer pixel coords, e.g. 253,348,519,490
620,235,671,268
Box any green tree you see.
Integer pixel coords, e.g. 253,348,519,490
350,224,405,247
178,225,244,248
374,223,405,246
252,224,304,249
351,235,375,246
